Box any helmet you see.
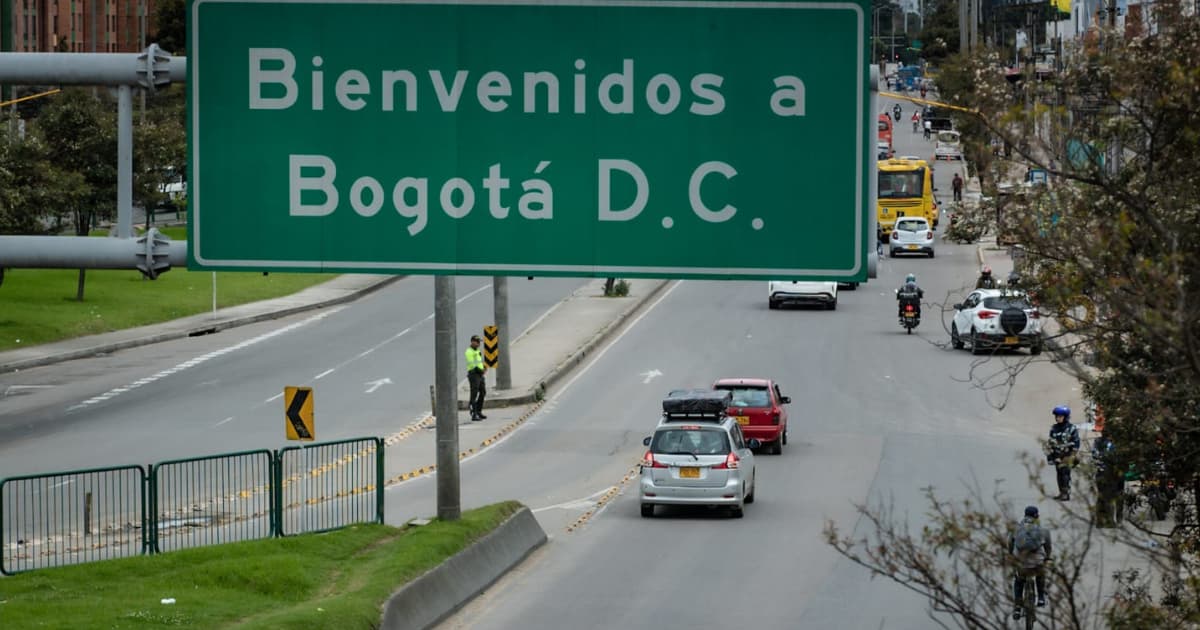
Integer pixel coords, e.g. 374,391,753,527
1024,505,1039,518
1052,405,1071,420
905,273,916,283
981,266,992,276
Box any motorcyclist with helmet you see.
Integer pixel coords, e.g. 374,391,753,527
1047,406,1080,501
976,266,998,289
897,273,924,318
892,103,902,121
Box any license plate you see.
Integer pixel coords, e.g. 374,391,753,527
679,467,700,478
904,312,915,318
906,244,919,250
1005,336,1019,344
735,415,750,425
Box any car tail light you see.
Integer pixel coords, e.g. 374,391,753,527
642,450,667,468
977,309,998,319
891,232,899,240
714,452,740,470
772,411,781,425
926,231,933,239
905,304,915,312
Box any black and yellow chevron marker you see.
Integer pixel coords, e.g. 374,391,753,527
483,325,499,368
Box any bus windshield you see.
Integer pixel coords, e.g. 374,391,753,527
878,170,925,199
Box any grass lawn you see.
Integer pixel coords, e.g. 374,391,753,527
0,501,522,629
0,227,334,352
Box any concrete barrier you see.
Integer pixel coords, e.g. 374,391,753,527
380,507,547,630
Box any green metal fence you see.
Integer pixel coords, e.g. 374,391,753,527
278,437,385,536
0,465,147,575
1,437,385,575
149,449,275,554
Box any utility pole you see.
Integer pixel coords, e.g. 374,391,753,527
433,276,461,521
493,276,512,390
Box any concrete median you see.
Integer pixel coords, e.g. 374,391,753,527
380,506,547,630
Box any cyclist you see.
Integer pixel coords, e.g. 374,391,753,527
1010,505,1051,620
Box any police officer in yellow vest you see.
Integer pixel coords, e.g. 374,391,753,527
465,335,487,421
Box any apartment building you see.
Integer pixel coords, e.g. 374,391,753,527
7,0,155,53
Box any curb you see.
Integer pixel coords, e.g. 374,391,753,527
380,506,547,630
457,279,672,410
0,276,402,373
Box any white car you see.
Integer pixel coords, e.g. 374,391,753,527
768,280,837,310
889,217,935,257
950,289,1044,355
934,130,963,161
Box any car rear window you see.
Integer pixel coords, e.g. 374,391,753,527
896,219,927,232
650,429,731,455
983,296,1033,310
714,386,770,408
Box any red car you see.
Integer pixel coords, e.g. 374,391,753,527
712,378,790,454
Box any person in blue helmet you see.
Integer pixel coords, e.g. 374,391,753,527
1047,406,1080,500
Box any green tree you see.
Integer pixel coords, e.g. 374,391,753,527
0,131,88,235
153,0,187,55
35,89,118,301
914,0,961,63
134,97,186,226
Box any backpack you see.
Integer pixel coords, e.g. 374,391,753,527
1014,523,1043,553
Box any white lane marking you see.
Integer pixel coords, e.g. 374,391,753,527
4,385,56,396
313,369,335,380
215,416,235,426
514,296,565,343
364,378,392,394
640,369,663,384
307,282,492,377
65,308,342,412
532,487,614,513
265,392,283,403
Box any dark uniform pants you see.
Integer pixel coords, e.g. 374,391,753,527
468,370,486,416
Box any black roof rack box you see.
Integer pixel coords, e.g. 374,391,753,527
662,389,732,416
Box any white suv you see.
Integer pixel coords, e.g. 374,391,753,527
950,289,1044,355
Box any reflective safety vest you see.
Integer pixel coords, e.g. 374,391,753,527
465,347,485,372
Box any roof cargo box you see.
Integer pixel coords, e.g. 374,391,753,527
662,389,732,416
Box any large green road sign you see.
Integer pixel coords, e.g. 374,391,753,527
189,0,870,280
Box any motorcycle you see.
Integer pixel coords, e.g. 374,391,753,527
899,303,920,333
892,107,902,122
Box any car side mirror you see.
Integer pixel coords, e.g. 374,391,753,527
952,303,962,310
642,436,652,447
780,396,791,405
747,438,762,449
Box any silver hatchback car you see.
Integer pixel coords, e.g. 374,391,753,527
640,390,759,518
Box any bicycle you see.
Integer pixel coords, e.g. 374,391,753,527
1014,569,1042,629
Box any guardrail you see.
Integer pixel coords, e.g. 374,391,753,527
1,437,384,575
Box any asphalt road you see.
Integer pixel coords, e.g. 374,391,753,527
406,96,1082,628
0,275,587,478
2,95,1088,625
